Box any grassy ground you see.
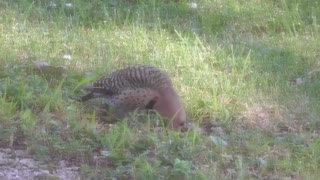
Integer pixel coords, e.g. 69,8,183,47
0,0,320,179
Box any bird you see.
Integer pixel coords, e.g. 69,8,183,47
77,65,187,130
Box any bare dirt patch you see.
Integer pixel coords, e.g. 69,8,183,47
0,148,81,180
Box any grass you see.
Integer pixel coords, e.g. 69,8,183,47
0,0,320,179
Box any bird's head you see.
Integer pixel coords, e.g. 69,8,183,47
153,88,187,131
170,106,187,130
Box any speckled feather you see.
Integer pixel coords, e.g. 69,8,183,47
78,65,187,130
92,65,172,93
80,65,172,104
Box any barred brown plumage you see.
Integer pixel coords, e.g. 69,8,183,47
78,65,187,130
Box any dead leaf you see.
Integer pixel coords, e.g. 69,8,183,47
33,61,67,80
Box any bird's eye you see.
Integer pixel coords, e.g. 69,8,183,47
180,122,185,126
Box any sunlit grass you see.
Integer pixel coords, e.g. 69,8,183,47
0,0,319,179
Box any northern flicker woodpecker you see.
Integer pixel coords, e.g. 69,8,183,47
78,65,187,130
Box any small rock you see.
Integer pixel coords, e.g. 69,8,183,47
65,3,73,8
189,2,198,9
62,54,72,60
